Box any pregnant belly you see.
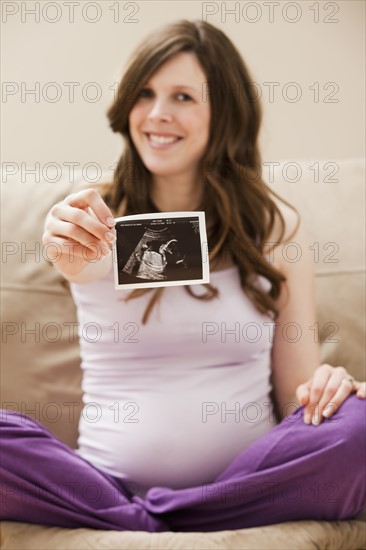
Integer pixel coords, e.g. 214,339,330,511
77,389,274,497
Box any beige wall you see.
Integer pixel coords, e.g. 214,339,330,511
2,0,365,174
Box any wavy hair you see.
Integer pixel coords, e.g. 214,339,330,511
103,19,299,323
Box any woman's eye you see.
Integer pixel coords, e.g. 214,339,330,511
138,88,153,98
176,92,192,102
136,89,192,101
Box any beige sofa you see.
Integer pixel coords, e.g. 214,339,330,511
1,159,365,549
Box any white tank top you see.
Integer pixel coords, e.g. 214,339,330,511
70,264,276,498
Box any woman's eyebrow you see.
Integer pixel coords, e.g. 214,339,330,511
144,83,198,92
171,85,198,91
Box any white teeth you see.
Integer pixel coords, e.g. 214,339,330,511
148,133,179,144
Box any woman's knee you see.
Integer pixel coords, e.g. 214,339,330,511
325,396,365,507
331,395,366,446
0,409,50,437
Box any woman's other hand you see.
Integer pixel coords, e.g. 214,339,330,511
296,363,366,425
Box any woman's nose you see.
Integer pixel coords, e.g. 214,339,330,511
147,99,173,122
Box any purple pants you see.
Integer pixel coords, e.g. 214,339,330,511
1,395,365,533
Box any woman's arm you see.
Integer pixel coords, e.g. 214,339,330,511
269,201,365,424
269,202,320,420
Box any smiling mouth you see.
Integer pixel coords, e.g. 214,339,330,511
145,133,183,145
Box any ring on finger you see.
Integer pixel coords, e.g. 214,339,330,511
340,375,356,386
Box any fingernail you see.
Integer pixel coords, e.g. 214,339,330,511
312,416,320,426
100,244,110,256
322,403,337,417
304,414,311,424
106,217,115,227
105,232,116,244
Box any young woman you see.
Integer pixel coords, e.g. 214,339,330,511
1,19,365,533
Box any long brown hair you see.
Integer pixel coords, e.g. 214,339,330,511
104,19,299,323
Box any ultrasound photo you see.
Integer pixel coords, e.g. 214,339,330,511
112,212,209,289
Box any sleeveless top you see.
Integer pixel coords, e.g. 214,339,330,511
70,263,276,498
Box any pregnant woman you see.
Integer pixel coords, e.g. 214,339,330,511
1,19,365,533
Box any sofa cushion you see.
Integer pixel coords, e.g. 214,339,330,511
1,518,365,549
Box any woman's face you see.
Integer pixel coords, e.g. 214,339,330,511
128,52,210,181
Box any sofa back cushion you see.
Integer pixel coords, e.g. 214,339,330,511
267,159,365,380
1,174,84,447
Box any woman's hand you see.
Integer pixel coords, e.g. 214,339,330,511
42,188,116,278
296,363,366,425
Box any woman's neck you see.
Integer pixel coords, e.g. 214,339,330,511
150,172,204,212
